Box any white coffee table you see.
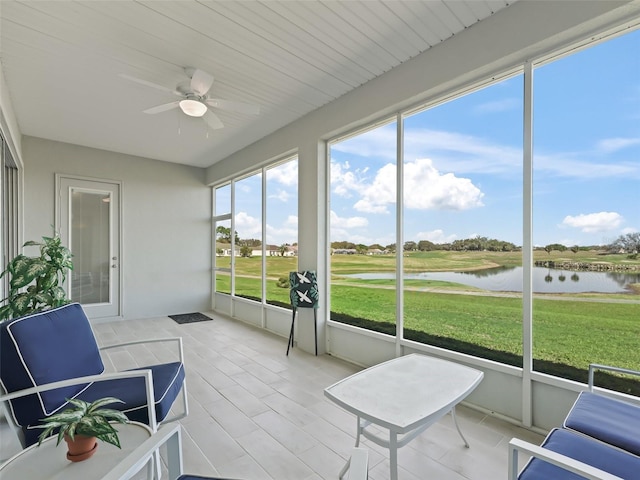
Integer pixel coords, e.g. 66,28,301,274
324,354,483,480
0,422,153,480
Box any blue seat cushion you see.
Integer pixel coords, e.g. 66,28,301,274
0,303,104,428
22,361,185,446
518,428,640,480
563,391,640,456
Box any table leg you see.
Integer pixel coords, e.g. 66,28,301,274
452,406,470,448
390,431,398,480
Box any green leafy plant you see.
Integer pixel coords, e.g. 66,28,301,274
37,397,129,448
0,234,73,321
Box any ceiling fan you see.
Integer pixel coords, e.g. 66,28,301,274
120,67,260,130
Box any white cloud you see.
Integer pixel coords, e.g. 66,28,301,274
562,212,623,233
235,211,261,236
332,124,640,181
331,125,397,161
268,189,290,202
331,161,365,198
403,129,522,175
472,98,520,114
346,158,484,213
330,210,368,228
285,215,298,226
267,160,298,186
596,137,640,153
534,152,639,179
264,216,298,245
415,229,458,243
265,223,298,245
404,159,484,210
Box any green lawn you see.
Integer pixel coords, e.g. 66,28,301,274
215,250,640,393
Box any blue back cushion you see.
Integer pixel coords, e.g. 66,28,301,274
0,303,104,427
564,391,640,456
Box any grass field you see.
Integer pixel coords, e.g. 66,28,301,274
215,250,640,393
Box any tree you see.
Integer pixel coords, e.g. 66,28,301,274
403,241,417,251
242,238,262,247
609,232,640,254
418,240,436,251
544,243,567,254
216,226,239,244
278,244,288,256
356,244,368,255
240,245,252,257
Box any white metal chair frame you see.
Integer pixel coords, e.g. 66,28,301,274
0,336,188,448
508,363,640,480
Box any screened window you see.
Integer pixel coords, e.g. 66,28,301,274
532,30,640,393
330,121,398,334
213,157,298,306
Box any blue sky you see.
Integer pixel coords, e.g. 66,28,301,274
329,29,639,248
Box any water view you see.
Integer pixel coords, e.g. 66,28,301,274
345,266,640,294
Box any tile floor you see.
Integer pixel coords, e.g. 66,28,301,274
0,311,544,479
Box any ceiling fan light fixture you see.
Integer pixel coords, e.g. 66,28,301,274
179,98,207,117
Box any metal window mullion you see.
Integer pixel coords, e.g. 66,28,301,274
230,181,236,317
522,61,534,428
396,114,404,357
261,168,267,327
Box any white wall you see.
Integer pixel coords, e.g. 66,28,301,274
22,136,211,320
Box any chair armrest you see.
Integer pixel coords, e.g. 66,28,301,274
100,337,185,364
508,438,624,480
100,423,183,480
0,369,157,432
588,364,640,391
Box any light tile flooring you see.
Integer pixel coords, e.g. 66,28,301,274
0,311,544,479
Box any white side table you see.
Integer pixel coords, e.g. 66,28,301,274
325,354,484,480
0,422,153,480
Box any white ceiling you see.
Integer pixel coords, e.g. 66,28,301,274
0,0,517,168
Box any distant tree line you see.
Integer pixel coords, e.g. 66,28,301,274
331,233,639,256
331,236,518,253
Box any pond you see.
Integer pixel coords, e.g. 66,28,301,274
344,266,640,294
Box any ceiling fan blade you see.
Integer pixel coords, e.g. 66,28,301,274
190,69,214,96
203,110,224,130
119,73,181,96
143,101,180,114
206,98,260,115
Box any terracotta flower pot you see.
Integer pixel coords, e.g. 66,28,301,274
64,434,98,462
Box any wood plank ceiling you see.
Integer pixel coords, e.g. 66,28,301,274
0,1,516,167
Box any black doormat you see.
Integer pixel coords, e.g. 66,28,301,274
169,312,213,324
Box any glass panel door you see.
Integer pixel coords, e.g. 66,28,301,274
58,176,121,319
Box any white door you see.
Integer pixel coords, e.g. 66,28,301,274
57,176,121,319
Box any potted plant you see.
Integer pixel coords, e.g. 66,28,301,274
0,233,73,321
37,397,129,462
